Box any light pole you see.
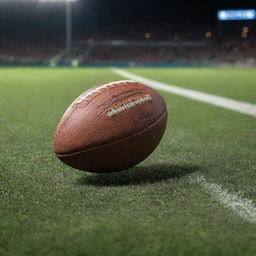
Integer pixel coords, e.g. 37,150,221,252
65,0,72,51
43,0,77,51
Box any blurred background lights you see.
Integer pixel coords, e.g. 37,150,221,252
241,32,248,38
241,27,249,38
220,12,227,19
144,32,151,39
217,9,256,21
205,31,212,38
242,26,249,33
38,0,77,2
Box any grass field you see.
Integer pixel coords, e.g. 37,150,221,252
0,67,255,256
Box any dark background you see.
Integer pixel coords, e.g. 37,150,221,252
0,0,255,35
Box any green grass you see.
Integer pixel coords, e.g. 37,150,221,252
128,67,256,104
0,68,255,256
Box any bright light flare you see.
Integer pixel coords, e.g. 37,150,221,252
217,9,256,21
38,0,77,2
0,0,77,2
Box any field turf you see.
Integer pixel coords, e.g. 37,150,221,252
0,68,255,256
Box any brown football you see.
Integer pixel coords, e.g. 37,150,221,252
53,80,167,173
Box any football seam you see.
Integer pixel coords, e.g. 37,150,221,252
75,80,135,105
55,108,167,157
106,94,152,118
56,82,140,138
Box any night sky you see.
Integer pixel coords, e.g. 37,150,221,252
0,0,255,35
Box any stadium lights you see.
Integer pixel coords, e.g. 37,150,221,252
36,0,77,50
1,0,77,50
242,27,249,33
217,9,256,21
38,0,78,51
205,31,212,38
38,0,77,2
145,32,151,39
0,0,77,2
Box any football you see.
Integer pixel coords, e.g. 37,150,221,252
53,80,167,173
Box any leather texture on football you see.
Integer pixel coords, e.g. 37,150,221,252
54,80,167,173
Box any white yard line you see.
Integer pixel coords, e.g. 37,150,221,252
191,176,256,223
112,68,256,118
112,68,256,223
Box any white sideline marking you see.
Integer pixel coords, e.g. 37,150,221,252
191,176,256,223
112,69,256,223
112,69,256,118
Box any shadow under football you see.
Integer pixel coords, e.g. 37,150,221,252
75,163,200,187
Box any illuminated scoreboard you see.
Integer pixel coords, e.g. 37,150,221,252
217,9,256,21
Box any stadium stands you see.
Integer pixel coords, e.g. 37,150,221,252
0,24,255,66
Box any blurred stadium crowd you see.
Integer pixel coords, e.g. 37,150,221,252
1,24,256,66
